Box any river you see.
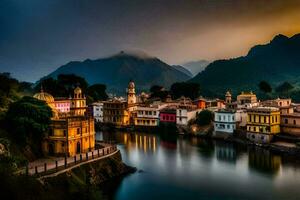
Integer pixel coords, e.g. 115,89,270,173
96,131,300,200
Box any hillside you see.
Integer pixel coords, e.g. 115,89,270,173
43,52,191,94
182,60,210,76
189,33,300,96
172,65,193,77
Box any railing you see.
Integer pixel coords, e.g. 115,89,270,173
25,144,118,176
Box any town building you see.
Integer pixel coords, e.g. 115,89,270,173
246,107,280,143
281,113,300,137
261,98,293,115
53,98,71,113
237,91,257,105
176,108,188,125
34,87,95,157
91,102,104,122
194,97,206,109
133,106,159,127
236,91,259,109
159,108,177,125
214,109,247,135
225,91,232,104
127,80,137,107
103,100,129,126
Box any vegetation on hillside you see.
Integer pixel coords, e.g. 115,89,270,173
36,74,108,103
189,34,300,97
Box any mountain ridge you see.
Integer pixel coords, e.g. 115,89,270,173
189,33,300,96
41,52,191,94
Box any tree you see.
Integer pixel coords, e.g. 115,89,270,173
0,73,20,108
258,81,272,94
170,82,200,100
275,82,294,97
196,110,213,126
150,85,164,94
87,84,108,102
35,74,89,97
5,96,52,155
149,85,169,99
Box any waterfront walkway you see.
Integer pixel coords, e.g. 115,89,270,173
24,142,118,177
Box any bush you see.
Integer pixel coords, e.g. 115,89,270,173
196,110,213,126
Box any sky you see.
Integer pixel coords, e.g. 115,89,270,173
0,0,300,82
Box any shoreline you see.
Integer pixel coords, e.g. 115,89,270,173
97,123,300,157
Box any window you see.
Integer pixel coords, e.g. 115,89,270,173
63,130,67,136
294,120,296,125
77,128,80,135
154,111,156,115
285,119,288,124
227,125,230,129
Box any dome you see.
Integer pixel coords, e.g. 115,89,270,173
128,80,135,89
33,91,54,103
74,86,82,94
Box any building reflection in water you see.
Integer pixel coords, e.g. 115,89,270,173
188,137,215,158
215,141,237,164
248,146,282,176
119,132,157,154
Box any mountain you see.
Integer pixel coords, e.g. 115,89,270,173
182,60,210,76
42,52,191,94
189,33,300,97
172,65,193,77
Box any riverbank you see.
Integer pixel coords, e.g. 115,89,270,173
213,134,300,157
37,150,136,199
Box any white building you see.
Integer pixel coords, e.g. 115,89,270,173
134,106,160,127
176,108,203,126
91,102,104,122
176,108,188,125
214,109,247,134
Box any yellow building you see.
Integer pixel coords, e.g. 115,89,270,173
34,87,95,157
103,100,130,126
246,107,280,143
237,91,257,105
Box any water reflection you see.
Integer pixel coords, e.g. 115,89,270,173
97,131,300,200
248,147,281,176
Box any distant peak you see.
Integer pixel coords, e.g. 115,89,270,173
271,34,289,44
112,50,155,60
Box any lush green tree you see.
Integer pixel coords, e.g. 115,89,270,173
150,85,164,94
258,81,272,94
57,74,88,95
170,82,200,100
149,85,169,99
5,96,52,155
87,84,108,102
36,74,89,97
275,81,294,97
196,110,213,126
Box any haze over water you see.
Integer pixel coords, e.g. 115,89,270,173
97,131,300,200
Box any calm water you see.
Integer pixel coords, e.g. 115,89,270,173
96,131,300,200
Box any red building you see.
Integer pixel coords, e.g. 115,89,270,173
159,108,176,124
194,98,206,109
